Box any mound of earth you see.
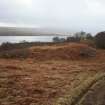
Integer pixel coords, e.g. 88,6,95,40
29,43,96,60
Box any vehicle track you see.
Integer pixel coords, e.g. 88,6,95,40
55,73,105,105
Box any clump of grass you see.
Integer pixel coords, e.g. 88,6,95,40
54,73,105,105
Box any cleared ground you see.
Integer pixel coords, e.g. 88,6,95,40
0,43,105,105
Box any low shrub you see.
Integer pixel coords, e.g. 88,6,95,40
95,32,105,49
0,48,30,59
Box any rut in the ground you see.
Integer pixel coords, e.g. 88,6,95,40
54,73,105,105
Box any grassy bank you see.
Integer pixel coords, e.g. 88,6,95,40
54,73,105,105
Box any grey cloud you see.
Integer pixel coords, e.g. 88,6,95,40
0,0,104,33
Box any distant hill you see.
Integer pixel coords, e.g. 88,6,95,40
0,27,70,36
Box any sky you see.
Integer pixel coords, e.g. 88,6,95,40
0,0,105,34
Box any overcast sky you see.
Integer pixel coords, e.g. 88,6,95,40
0,0,105,34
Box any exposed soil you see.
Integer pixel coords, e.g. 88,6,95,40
0,43,105,105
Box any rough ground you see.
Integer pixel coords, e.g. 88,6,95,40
0,43,105,105
78,76,105,105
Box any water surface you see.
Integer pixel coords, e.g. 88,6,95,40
0,36,67,44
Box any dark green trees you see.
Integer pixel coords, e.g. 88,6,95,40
95,31,105,49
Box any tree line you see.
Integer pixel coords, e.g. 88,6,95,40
53,31,105,49
53,31,93,42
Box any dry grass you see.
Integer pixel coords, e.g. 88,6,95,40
54,73,105,105
0,43,96,60
0,43,105,105
29,43,96,60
